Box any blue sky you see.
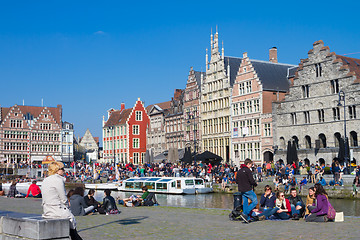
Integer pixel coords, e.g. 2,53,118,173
1,1,359,142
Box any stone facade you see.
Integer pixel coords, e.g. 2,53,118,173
146,101,171,158
201,31,241,161
273,40,360,166
79,129,99,162
61,121,74,163
165,89,184,151
183,67,204,153
231,51,295,166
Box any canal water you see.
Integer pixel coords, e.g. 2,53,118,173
92,191,360,217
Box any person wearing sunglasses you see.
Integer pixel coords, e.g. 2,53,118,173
256,191,291,221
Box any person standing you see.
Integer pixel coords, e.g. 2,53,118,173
42,161,82,240
235,158,258,223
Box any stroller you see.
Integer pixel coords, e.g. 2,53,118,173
229,192,243,221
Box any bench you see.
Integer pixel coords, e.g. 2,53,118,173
0,211,69,240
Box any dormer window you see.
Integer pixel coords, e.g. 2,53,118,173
315,63,322,77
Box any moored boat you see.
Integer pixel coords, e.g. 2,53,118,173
85,182,120,190
118,177,213,195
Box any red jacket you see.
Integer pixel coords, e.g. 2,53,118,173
26,184,41,197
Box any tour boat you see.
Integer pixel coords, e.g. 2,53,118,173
118,177,213,195
85,182,120,190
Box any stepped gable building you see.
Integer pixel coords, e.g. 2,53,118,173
201,30,242,161
184,67,204,153
0,104,62,164
231,49,296,165
79,129,99,162
103,98,149,165
273,40,360,166
146,100,171,157
165,89,185,152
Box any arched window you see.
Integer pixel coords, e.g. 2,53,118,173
350,131,358,147
319,158,325,166
279,137,286,150
304,135,312,149
318,134,327,148
304,158,310,166
334,132,341,148
292,136,299,149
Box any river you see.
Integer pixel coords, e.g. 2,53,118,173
93,191,360,217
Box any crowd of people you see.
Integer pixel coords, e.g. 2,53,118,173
234,158,336,223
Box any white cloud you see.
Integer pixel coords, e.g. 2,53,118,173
94,31,106,35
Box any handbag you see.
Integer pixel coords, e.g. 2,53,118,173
327,200,336,220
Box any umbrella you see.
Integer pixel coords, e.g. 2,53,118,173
338,137,345,165
180,147,192,164
291,140,298,171
286,141,292,165
193,151,222,165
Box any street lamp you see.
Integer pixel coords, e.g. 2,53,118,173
338,90,349,173
107,126,116,168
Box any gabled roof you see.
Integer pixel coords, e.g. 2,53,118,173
224,56,243,86
336,55,360,83
146,101,172,115
104,108,132,127
250,60,296,92
0,105,62,125
194,71,205,91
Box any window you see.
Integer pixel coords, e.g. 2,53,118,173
239,102,245,115
233,103,238,116
349,105,356,119
133,138,139,148
254,119,260,135
141,152,145,164
315,63,322,77
10,120,23,128
350,131,358,147
254,142,260,160
239,83,245,95
254,99,260,112
304,111,310,124
305,136,312,149
246,81,252,93
135,111,142,121
247,143,253,159
133,152,139,164
333,107,340,121
330,79,339,94
264,123,271,137
291,113,297,125
132,125,139,135
318,109,325,122
301,85,310,98
246,101,252,113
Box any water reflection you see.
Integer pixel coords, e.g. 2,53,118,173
91,190,360,216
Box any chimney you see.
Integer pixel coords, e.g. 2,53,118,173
121,103,125,111
269,47,278,63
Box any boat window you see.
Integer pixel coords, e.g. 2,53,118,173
146,178,161,181
195,179,203,185
185,180,194,186
171,181,175,188
134,182,143,189
158,179,172,182
156,183,167,191
145,182,155,189
177,180,181,189
125,182,134,189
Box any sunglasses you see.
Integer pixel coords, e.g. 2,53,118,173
60,168,65,171
280,194,284,197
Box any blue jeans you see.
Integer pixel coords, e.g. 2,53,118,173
242,190,258,219
258,207,279,218
290,201,303,216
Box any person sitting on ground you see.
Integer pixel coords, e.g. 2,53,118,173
123,186,150,207
255,191,291,221
306,183,329,222
69,187,95,216
318,177,327,186
25,180,42,198
287,188,305,220
7,180,18,198
259,185,276,211
103,189,119,214
299,177,307,193
84,189,103,213
305,187,316,218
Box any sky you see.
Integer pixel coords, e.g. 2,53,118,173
0,1,359,143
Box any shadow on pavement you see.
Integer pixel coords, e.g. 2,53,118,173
79,216,148,232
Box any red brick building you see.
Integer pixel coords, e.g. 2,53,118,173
102,98,149,164
0,104,62,165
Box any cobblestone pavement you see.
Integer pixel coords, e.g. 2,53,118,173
1,197,360,240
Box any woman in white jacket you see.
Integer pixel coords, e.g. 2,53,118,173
42,161,82,240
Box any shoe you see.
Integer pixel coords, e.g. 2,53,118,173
292,214,300,220
258,215,266,221
239,213,249,223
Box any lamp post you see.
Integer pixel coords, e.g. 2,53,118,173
338,90,349,173
107,126,115,168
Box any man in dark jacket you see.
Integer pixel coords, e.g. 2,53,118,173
259,185,276,210
287,187,305,219
235,158,258,223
